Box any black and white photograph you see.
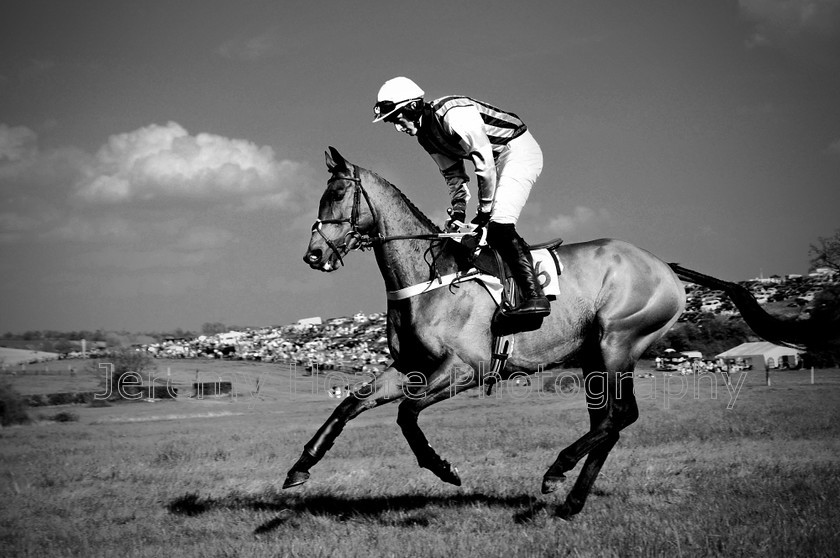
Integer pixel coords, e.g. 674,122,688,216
2,1,839,556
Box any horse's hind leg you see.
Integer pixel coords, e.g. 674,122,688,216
541,338,614,492
543,339,639,518
555,367,638,519
283,366,407,488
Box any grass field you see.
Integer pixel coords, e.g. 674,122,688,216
0,347,59,367
1,359,839,557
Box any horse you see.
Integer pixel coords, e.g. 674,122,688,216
285,146,824,519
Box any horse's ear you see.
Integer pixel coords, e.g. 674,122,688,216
325,146,348,173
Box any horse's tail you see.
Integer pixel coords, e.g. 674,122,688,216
669,263,811,350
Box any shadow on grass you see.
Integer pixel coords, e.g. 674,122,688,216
167,490,551,532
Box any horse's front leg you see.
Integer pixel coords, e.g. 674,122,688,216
283,366,408,489
396,357,478,486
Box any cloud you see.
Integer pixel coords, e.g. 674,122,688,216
0,124,38,162
826,138,840,155
0,119,312,310
738,0,840,69
546,206,611,236
1,121,312,214
73,122,307,207
0,143,90,187
740,0,840,42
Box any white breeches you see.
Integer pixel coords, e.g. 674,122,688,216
491,130,543,225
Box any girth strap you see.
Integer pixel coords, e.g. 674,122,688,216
386,271,504,301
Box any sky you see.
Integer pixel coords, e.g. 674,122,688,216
1,0,839,334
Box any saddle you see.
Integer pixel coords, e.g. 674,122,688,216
449,234,563,394
452,235,564,337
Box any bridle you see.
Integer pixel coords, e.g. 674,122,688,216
310,165,379,266
310,164,477,267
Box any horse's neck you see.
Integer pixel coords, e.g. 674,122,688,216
364,171,449,291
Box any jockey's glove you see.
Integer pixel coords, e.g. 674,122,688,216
471,210,491,228
445,208,466,232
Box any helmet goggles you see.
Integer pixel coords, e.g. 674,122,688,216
372,99,417,123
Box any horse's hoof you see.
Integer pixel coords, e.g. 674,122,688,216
427,461,461,486
554,501,578,520
445,465,462,486
435,463,461,486
419,455,462,486
282,470,310,489
541,474,566,494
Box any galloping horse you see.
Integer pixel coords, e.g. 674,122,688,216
286,147,819,519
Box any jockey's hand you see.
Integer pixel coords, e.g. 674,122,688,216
471,210,491,228
445,209,466,232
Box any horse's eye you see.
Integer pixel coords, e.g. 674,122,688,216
328,185,348,201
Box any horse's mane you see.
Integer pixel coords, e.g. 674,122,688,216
364,167,442,233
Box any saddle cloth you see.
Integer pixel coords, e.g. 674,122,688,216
469,237,563,300
386,244,563,303
519,248,564,297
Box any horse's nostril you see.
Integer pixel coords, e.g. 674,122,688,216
305,249,323,264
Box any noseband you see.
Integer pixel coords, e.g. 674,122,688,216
311,165,464,267
310,165,378,266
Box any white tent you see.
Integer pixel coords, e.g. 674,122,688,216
715,341,802,369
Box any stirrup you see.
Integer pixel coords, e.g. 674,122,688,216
505,297,551,317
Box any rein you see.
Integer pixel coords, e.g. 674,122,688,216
311,165,477,266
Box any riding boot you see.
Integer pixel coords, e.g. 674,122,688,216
487,222,551,317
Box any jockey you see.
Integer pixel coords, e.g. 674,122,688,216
373,76,550,318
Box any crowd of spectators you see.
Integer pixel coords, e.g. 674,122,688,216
133,312,391,373
7,269,836,370
654,354,751,375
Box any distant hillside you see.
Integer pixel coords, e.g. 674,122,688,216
2,271,836,355
0,347,59,366
679,271,837,325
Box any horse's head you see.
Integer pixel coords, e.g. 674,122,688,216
303,147,376,271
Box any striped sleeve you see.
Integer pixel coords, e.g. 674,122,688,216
443,105,497,213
